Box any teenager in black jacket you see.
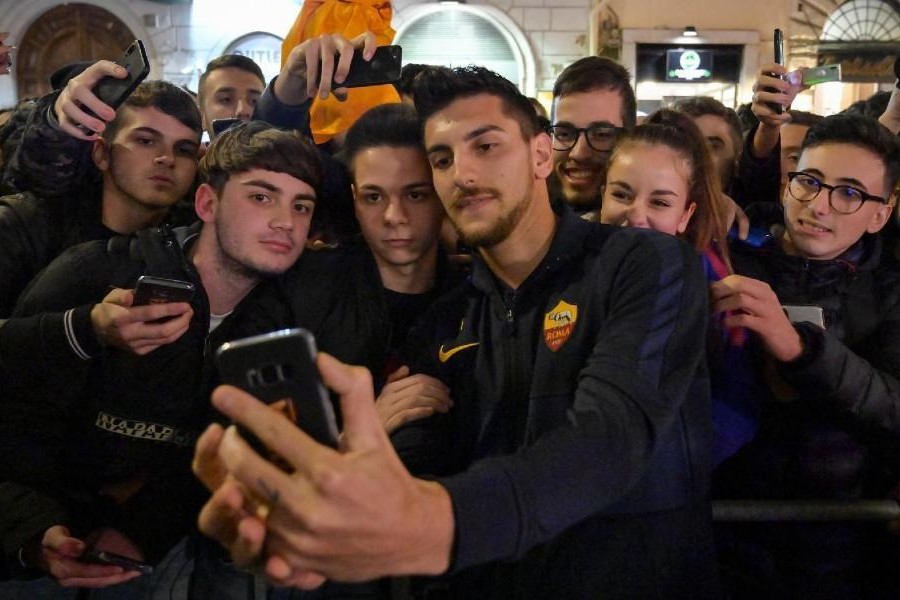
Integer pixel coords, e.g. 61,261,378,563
193,66,720,599
711,113,900,598
0,123,322,591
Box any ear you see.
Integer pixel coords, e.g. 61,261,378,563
91,138,110,171
866,200,893,234
194,183,219,224
532,132,553,180
676,202,698,234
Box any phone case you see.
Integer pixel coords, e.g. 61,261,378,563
767,29,786,114
78,40,151,134
782,305,825,328
216,328,339,447
211,117,243,137
132,275,195,306
93,40,151,109
333,45,402,89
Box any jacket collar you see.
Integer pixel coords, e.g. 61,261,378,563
470,207,594,295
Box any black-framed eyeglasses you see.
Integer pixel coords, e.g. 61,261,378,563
550,124,623,152
786,171,889,215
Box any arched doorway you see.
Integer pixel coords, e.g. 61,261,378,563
14,4,136,99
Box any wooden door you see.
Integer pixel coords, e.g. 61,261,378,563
15,4,136,99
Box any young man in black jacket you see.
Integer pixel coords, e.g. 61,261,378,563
193,66,719,598
0,78,201,317
711,113,900,598
0,122,322,592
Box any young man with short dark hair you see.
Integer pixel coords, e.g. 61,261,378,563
711,113,900,597
671,95,744,194
198,54,266,139
0,122,322,592
0,78,202,316
549,56,636,212
193,66,718,598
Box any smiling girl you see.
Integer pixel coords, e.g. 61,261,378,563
600,109,760,466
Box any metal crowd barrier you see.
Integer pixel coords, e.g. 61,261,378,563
712,500,900,522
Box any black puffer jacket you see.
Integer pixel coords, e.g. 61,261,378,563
714,234,900,598
0,224,248,564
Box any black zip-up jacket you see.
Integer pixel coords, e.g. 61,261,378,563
713,235,900,598
717,235,900,497
396,213,720,599
0,191,112,318
713,235,900,599
0,224,253,563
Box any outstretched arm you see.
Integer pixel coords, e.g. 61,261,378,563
3,61,127,196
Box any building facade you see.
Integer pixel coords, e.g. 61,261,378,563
0,0,895,115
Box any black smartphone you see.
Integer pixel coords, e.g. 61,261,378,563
328,45,402,89
132,275,195,306
216,328,339,448
728,225,774,248
765,28,786,114
78,40,151,133
82,550,154,575
894,55,900,89
211,117,243,138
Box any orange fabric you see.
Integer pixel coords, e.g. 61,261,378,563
282,0,401,144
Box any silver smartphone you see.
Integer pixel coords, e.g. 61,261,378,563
782,304,825,328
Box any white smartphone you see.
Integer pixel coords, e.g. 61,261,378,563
800,64,841,86
782,304,825,328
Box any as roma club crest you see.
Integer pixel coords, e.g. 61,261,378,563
544,300,578,351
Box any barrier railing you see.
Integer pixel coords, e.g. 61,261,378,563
712,499,900,522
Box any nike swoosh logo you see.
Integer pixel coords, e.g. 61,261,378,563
438,342,479,363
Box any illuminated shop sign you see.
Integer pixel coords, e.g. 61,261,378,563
665,49,713,82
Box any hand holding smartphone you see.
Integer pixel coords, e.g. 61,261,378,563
132,275,195,306
216,329,340,450
327,45,402,89
77,40,150,134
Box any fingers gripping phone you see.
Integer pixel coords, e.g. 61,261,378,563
327,45,402,89
765,28,786,114
78,40,151,134
216,328,340,449
132,275,195,306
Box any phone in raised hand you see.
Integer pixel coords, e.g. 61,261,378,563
77,40,151,134
763,28,786,114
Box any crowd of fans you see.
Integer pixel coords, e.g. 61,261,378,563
1,26,899,600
